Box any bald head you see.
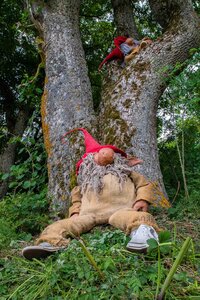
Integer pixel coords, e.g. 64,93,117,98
94,148,115,166
125,38,134,46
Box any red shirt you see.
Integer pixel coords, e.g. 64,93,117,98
98,36,127,70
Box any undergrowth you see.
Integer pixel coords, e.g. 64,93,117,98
0,189,49,250
0,218,200,299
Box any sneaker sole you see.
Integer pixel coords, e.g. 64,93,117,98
126,246,147,254
22,246,60,260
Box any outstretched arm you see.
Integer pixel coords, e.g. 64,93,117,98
130,172,154,212
98,48,124,71
98,52,115,70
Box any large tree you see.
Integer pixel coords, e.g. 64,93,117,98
29,0,199,213
29,0,96,214
99,0,200,192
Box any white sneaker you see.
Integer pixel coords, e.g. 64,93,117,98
22,242,64,260
126,224,158,253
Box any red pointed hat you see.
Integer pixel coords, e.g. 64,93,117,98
62,128,127,174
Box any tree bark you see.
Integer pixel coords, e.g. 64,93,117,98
0,78,16,132
28,0,199,213
30,0,96,214
0,109,30,198
111,0,140,39
148,0,173,30
99,0,200,193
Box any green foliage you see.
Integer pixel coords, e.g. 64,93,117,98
0,60,44,151
158,49,200,204
17,75,44,107
80,0,113,109
0,188,49,250
0,70,47,193
0,0,44,157
133,1,162,38
0,218,18,248
0,0,38,84
0,0,39,112
0,226,199,299
192,0,200,14
167,189,200,220
0,134,47,194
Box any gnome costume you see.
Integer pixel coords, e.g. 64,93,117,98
22,129,170,260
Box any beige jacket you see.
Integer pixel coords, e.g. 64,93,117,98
69,172,155,218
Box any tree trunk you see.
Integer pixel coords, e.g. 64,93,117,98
148,0,173,30
30,0,96,214
0,79,31,198
111,0,140,39
0,109,30,198
99,0,200,193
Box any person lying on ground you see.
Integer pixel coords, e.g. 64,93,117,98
22,128,170,260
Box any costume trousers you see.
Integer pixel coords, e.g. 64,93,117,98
125,39,149,62
36,208,159,247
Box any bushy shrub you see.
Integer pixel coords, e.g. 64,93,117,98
0,219,17,248
0,188,49,249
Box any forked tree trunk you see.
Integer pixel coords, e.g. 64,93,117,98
30,0,96,214
29,0,199,213
111,0,140,39
99,0,200,192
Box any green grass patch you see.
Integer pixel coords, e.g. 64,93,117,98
0,225,200,300
0,192,200,299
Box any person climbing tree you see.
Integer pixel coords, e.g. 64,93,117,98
98,35,127,70
98,35,152,70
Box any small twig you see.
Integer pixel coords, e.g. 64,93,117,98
172,181,180,204
69,232,104,280
157,237,191,300
175,126,189,200
155,245,162,299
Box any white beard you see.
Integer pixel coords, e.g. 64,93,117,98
77,153,133,195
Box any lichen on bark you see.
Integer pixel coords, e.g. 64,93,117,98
99,2,200,193
29,0,200,212
31,0,96,214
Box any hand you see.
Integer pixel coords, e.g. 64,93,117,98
127,156,143,166
132,200,149,212
70,213,79,218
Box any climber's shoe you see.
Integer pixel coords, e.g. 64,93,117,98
22,242,64,260
140,40,147,49
126,224,158,253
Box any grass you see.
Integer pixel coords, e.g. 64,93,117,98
0,209,200,300
0,193,199,300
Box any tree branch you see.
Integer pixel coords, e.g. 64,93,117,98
149,0,198,31
0,78,16,132
111,0,140,39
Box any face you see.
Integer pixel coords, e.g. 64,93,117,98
125,38,134,46
94,148,115,166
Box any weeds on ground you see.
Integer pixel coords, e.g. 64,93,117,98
0,224,199,300
0,188,49,252
0,191,200,299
